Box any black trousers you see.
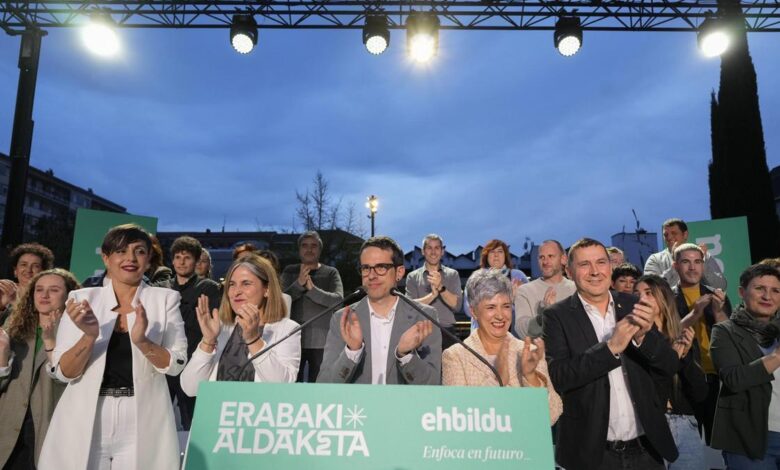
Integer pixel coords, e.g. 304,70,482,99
596,437,665,470
296,348,324,383
696,373,720,445
4,407,35,470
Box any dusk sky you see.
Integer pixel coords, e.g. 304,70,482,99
1,26,778,256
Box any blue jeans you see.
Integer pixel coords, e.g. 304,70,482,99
723,430,780,469
666,414,706,469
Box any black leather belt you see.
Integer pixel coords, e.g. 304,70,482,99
99,386,134,397
605,437,642,453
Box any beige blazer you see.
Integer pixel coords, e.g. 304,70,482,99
442,331,562,424
0,334,66,467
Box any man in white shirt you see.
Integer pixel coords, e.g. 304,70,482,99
544,238,679,470
317,236,442,385
644,218,727,290
514,240,576,338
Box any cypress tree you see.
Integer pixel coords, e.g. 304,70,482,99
708,0,780,261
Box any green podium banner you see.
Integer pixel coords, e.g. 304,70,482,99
184,382,555,470
686,216,751,303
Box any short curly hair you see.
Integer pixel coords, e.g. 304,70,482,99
10,243,55,270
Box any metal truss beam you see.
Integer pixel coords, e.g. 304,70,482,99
1,1,779,33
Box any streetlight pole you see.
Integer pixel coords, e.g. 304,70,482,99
366,195,378,237
1,27,45,274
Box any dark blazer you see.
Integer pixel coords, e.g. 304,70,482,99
710,319,774,460
543,291,679,470
317,296,441,385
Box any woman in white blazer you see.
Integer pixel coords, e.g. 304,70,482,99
180,254,300,396
39,224,187,470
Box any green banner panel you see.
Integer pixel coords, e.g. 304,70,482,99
686,216,751,303
69,208,158,282
184,382,555,470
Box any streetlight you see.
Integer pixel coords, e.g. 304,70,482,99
366,195,378,237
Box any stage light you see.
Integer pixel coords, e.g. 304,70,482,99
81,13,120,57
231,14,258,54
554,16,582,57
698,15,730,58
406,12,440,63
363,15,390,55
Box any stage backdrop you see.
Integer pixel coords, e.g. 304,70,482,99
687,216,751,303
69,208,158,282
184,382,555,470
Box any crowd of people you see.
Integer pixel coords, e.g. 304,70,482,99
0,217,778,470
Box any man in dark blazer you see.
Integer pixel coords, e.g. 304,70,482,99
544,238,679,470
317,236,441,385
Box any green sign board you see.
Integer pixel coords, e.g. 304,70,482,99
69,208,158,282
687,216,751,303
184,382,555,470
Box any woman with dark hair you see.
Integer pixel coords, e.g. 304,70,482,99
635,274,708,469
38,224,187,470
464,239,529,331
0,268,80,468
710,263,780,468
180,254,300,393
145,234,173,285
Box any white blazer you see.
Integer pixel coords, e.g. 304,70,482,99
180,317,301,397
38,281,187,470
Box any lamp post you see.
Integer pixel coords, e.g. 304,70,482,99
366,195,378,237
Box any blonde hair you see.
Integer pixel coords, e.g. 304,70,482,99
6,269,81,341
219,254,286,325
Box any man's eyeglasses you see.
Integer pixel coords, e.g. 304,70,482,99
358,263,397,276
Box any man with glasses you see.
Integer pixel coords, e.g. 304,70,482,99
317,236,442,385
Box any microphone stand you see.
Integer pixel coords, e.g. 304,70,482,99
391,288,504,387
234,287,366,379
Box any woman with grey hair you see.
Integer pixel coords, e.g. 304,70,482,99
442,269,562,424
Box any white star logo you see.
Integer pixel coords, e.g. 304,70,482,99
345,405,367,429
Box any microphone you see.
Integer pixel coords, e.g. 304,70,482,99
234,286,366,379
390,287,504,387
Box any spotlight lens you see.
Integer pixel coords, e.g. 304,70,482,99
700,31,729,57
557,35,581,57
366,35,388,55
82,22,120,57
409,34,436,62
232,33,255,54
